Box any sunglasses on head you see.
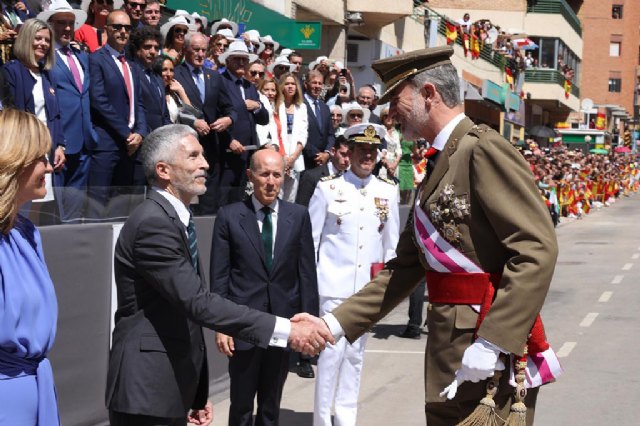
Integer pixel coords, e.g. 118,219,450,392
109,24,132,32
250,70,265,77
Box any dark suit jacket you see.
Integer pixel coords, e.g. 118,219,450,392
219,70,268,147
2,60,64,150
51,47,97,154
135,63,171,132
210,198,318,351
295,163,331,207
106,191,276,418
89,46,147,152
302,95,334,170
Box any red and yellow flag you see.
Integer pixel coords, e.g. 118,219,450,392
563,79,571,99
445,22,457,45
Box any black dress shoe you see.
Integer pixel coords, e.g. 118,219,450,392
296,360,315,378
399,328,421,339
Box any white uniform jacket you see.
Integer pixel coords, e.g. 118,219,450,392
309,170,400,299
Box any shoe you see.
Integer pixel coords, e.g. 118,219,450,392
296,360,315,378
399,328,421,339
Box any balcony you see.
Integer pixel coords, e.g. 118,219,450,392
527,0,582,36
346,0,414,27
525,68,580,98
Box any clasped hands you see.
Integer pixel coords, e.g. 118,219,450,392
289,312,335,356
440,337,505,400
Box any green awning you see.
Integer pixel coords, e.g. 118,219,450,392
166,0,322,49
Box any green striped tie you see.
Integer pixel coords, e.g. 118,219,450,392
187,213,199,272
261,206,273,271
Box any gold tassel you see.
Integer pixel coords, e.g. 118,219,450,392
457,371,502,426
504,350,528,426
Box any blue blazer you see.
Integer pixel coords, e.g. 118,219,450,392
89,47,147,152
2,60,64,150
135,63,171,132
302,95,335,169
210,198,319,351
51,46,97,155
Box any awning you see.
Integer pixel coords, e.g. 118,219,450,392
166,0,322,49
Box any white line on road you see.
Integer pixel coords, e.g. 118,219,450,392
622,263,633,271
556,342,577,358
365,350,424,354
580,313,599,327
598,291,613,302
633,253,640,260
611,275,624,284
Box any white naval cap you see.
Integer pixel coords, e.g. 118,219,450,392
343,123,386,145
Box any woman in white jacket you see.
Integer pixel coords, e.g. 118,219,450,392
274,73,308,202
256,77,280,147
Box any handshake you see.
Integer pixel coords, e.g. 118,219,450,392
216,313,336,358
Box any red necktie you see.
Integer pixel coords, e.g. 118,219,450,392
424,146,439,159
63,47,82,91
118,55,132,102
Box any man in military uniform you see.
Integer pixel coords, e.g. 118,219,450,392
308,123,400,426
297,46,562,425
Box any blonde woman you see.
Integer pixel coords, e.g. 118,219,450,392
256,77,280,148
275,72,308,201
0,109,60,425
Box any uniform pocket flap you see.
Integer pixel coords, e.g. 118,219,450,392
454,305,479,330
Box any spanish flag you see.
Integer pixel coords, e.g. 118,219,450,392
470,34,480,59
563,79,571,99
445,22,457,45
505,67,514,90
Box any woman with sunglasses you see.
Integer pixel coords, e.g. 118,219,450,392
160,16,191,64
152,56,193,124
256,77,279,148
3,19,66,205
75,0,113,52
0,108,60,426
335,102,369,137
204,33,229,71
274,72,308,201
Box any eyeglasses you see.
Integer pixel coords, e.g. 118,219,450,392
349,113,364,119
127,1,146,9
108,24,132,32
250,70,265,77
264,43,274,49
174,28,188,35
52,19,75,27
331,114,343,118
215,42,229,49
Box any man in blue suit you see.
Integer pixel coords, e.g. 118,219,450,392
174,32,235,215
130,25,170,132
44,1,98,222
88,10,147,219
218,41,269,206
302,70,335,171
211,148,319,426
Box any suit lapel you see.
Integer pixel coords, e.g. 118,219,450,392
272,202,293,272
54,53,77,92
148,191,190,253
177,64,202,109
420,117,475,206
239,200,267,269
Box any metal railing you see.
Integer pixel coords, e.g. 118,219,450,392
524,68,580,98
527,0,582,36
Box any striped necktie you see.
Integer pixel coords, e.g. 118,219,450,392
261,206,273,271
187,213,199,272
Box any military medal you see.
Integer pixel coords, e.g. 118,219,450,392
442,221,461,244
360,187,367,196
375,197,389,232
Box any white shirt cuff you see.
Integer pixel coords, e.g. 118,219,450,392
269,316,290,348
322,313,345,341
476,336,508,354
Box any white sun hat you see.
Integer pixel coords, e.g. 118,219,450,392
160,15,196,39
260,35,280,52
218,40,258,65
210,18,239,37
37,0,86,31
242,29,265,54
267,56,296,73
191,12,208,30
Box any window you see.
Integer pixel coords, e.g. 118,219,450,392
612,5,623,19
609,78,622,92
610,42,621,56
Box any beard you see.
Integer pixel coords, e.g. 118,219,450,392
401,96,428,141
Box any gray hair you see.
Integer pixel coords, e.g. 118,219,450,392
411,63,461,108
141,124,198,184
184,32,207,51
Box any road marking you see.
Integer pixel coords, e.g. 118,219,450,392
556,342,577,358
633,253,640,260
580,313,599,327
366,350,424,355
598,291,612,302
622,263,633,271
611,275,624,284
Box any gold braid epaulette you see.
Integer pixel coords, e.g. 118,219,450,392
376,176,397,186
320,174,340,182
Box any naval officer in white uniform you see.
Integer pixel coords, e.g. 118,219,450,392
309,123,400,426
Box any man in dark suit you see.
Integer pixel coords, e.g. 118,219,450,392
211,148,319,426
218,40,269,206
302,70,334,170
107,124,332,426
174,32,236,215
46,3,97,222
88,10,147,219
130,25,170,132
295,135,350,207
357,85,381,124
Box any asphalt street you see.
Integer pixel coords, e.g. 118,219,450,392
209,194,640,425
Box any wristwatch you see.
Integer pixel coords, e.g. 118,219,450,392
57,145,66,151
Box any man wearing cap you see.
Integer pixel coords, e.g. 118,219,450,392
40,0,97,222
218,40,269,206
308,123,399,426
174,32,236,214
306,46,561,425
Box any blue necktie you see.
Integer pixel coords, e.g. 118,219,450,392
193,68,205,103
261,206,273,271
187,213,199,273
313,99,322,127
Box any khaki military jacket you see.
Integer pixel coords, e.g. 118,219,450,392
332,117,558,403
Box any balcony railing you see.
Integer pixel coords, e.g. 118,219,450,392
527,0,582,36
524,68,580,98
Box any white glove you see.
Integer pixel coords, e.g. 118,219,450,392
440,337,506,400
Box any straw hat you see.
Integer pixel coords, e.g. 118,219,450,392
160,16,196,39
267,56,296,74
218,40,258,65
260,35,280,52
210,18,239,37
37,0,86,31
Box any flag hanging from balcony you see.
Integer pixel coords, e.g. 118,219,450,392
505,67,514,90
595,112,606,130
470,33,480,59
563,79,571,99
445,22,457,45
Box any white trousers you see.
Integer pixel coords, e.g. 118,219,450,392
314,297,369,426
